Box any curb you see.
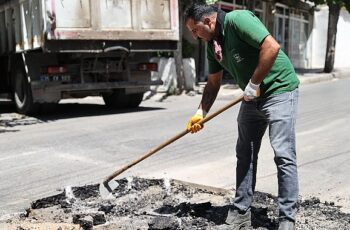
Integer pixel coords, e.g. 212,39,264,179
298,72,334,84
217,69,350,98
297,69,350,85
147,69,350,100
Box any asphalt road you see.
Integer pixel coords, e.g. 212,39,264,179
0,78,349,217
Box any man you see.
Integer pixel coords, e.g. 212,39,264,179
185,3,299,230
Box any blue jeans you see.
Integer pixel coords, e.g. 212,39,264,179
233,88,299,222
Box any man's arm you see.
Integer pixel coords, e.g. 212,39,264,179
250,35,280,84
186,70,222,133
243,35,280,101
199,70,223,113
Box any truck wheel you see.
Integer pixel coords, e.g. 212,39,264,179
102,90,128,109
126,93,144,108
13,67,39,114
103,91,144,109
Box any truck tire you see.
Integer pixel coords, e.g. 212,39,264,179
126,93,144,108
13,67,39,114
102,90,144,109
102,90,129,109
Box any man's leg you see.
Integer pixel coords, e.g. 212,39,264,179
263,89,299,222
226,100,267,228
233,100,268,212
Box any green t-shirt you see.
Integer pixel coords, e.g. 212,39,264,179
208,10,299,96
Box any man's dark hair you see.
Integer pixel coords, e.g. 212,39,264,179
184,3,218,23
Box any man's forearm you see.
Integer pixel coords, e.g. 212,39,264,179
199,83,220,112
199,71,222,113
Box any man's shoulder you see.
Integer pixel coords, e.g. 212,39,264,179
225,10,254,23
226,10,251,17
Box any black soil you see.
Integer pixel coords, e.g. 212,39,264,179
4,177,350,229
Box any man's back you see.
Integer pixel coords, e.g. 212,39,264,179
207,10,299,96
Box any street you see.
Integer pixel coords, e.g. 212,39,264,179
1,78,350,217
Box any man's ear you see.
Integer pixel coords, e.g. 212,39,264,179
203,17,211,26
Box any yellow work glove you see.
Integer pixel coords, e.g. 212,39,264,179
186,109,207,134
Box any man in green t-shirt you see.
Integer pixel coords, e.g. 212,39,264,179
184,3,299,230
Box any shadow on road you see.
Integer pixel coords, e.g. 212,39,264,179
0,100,15,113
0,100,165,128
37,103,165,121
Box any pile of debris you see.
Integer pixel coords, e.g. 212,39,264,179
0,113,42,133
1,177,349,229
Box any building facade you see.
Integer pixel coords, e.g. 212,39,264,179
311,5,350,69
216,0,312,69
183,0,350,81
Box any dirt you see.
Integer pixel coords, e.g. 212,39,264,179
1,177,349,230
0,113,42,133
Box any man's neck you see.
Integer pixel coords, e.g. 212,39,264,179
212,13,220,38
213,10,226,42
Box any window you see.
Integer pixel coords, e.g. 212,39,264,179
273,3,310,68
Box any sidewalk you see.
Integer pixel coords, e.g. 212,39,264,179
218,67,350,98
146,68,350,101
296,68,350,84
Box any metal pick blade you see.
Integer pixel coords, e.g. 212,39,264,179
99,180,119,199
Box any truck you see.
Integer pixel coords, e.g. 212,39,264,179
0,0,179,114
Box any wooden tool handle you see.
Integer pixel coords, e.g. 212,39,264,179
104,95,244,183
199,95,243,125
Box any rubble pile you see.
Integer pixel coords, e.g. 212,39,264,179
0,113,42,132
1,177,349,230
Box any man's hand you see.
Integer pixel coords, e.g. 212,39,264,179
186,109,207,133
244,79,260,101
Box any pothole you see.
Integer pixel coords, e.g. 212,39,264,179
2,177,349,230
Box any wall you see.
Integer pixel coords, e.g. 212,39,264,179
334,9,350,68
309,6,328,68
310,6,350,69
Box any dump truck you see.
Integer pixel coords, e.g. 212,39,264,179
0,0,179,114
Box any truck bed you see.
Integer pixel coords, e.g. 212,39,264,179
0,0,179,54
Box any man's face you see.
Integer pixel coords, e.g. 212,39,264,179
186,18,215,42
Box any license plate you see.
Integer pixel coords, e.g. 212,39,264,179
40,75,71,82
